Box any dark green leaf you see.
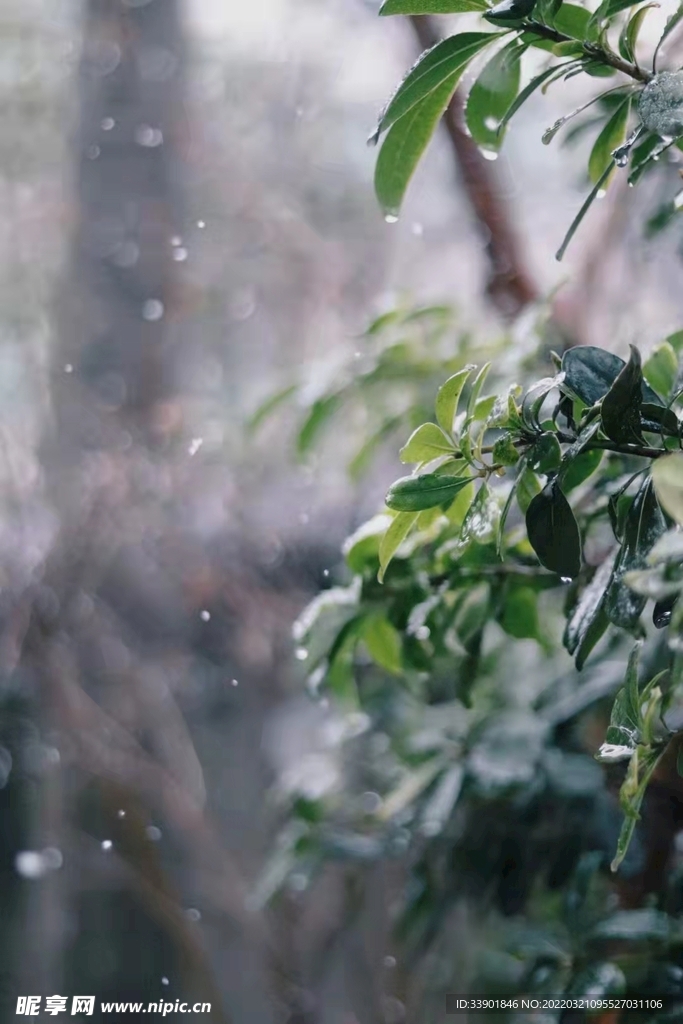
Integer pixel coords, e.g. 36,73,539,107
553,2,596,38
564,550,617,666
605,478,667,629
497,62,570,133
516,465,542,514
588,96,631,184
561,345,662,407
485,0,536,23
465,40,523,151
376,33,499,138
385,471,474,512
526,480,582,578
380,0,488,11
590,0,644,30
641,402,680,436
527,431,562,473
556,163,615,262
619,3,657,62
601,344,644,445
562,448,604,492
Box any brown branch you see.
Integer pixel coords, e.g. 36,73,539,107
410,15,539,319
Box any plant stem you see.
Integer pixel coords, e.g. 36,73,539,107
521,21,653,84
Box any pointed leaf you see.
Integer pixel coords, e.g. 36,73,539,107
526,480,582,578
435,366,474,433
619,3,658,62
652,452,683,526
564,550,617,666
643,341,678,400
378,511,419,582
588,96,632,184
498,62,569,133
380,0,488,10
363,613,403,674
556,163,615,262
399,423,456,463
601,344,644,445
606,478,667,629
561,345,662,407
386,471,474,512
466,40,523,151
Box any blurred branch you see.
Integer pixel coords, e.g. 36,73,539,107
410,15,539,319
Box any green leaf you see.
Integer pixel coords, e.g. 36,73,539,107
555,162,615,262
297,395,342,456
653,2,683,69
485,0,537,24
497,62,570,133
553,2,596,39
619,4,657,62
526,480,582,578
379,0,488,12
435,366,475,433
247,384,298,433
492,433,520,466
568,963,626,998
605,478,667,629
363,613,403,674
601,344,644,445
343,514,393,574
516,465,542,515
610,744,666,871
590,0,644,30
386,472,474,512
501,586,541,640
460,482,499,545
562,448,604,492
376,77,462,216
561,345,662,407
465,40,523,151
652,452,683,526
378,511,419,582
399,423,456,463
526,432,561,474
643,341,678,400
564,550,617,668
466,362,492,421
588,96,631,184
376,33,499,139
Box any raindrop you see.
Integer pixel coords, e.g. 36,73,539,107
289,873,308,892
361,791,382,813
112,241,139,267
415,625,431,640
411,222,423,236
142,299,164,321
384,213,399,224
197,220,206,229
172,247,188,262
560,576,572,584
323,569,330,577
200,610,211,622
481,149,498,161
171,235,182,246
101,840,113,851
86,145,101,160
612,125,643,167
161,978,169,987
146,826,162,841
15,851,47,879
484,116,499,131
186,908,201,922
101,117,115,131
596,189,607,199
117,809,126,818
295,648,308,661
135,124,164,147
64,364,73,374
231,678,239,687
383,955,397,969
188,437,203,456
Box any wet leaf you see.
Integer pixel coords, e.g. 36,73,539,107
561,345,662,407
386,471,474,512
652,452,683,526
605,478,667,629
498,62,570,133
460,482,499,546
516,465,542,514
378,511,419,581
564,550,617,667
601,344,644,445
556,163,614,262
485,0,537,24
399,423,456,463
619,3,658,62
501,586,542,641
562,448,604,492
435,366,475,433
611,744,666,871
492,433,520,466
380,0,488,10
526,480,582,578
247,384,298,433
465,39,523,151
588,95,631,184
527,431,562,474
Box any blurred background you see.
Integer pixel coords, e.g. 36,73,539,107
2,0,683,1022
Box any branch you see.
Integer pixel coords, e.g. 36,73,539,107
410,15,540,319
521,21,652,84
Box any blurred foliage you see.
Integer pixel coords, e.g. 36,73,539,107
256,301,683,1018
368,0,683,259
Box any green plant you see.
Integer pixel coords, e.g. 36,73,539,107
370,0,683,258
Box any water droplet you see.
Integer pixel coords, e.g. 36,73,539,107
383,955,397,969
64,364,73,374
188,437,203,456
231,678,239,687
484,116,499,131
560,576,572,584
481,149,498,161
172,247,188,262
101,840,113,851
15,851,47,879
295,647,308,661
112,241,139,267
289,873,308,892
384,213,399,224
361,791,381,813
142,299,164,321
42,847,63,870
323,569,330,577
295,106,304,118
161,978,169,987
171,235,182,246
117,809,126,818
186,908,201,922
101,117,115,131
197,220,206,229
86,144,100,160
200,610,211,622
146,825,162,841
596,189,607,200
415,625,431,640
135,124,163,147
